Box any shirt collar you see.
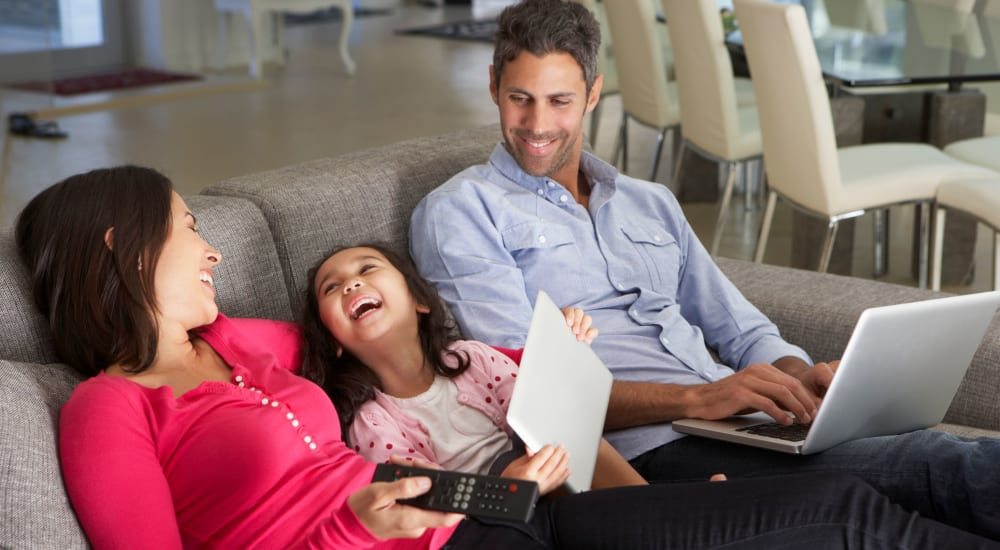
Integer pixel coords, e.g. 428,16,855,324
487,142,620,197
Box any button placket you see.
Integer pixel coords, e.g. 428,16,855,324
234,372,317,452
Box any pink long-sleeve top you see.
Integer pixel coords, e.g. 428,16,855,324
58,314,458,549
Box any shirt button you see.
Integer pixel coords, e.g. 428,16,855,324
559,195,568,203
547,181,555,188
261,398,269,406
271,401,279,407
304,435,313,444
537,188,544,196
309,442,318,450
234,375,243,383
538,235,547,244
661,336,670,345
292,420,300,428
630,309,637,316
286,412,295,420
654,235,662,242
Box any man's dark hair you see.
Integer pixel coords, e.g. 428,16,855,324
493,0,601,94
15,166,174,377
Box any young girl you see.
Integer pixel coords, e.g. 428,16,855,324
300,244,647,494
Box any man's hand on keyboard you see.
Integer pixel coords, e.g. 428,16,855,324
686,363,820,426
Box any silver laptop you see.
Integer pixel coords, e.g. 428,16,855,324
673,291,1000,455
506,290,614,492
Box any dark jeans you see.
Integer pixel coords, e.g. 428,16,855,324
630,430,1000,540
442,472,996,549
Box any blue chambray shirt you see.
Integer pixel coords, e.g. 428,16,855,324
410,143,811,459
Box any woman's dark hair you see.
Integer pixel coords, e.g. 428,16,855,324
299,243,470,438
15,166,174,377
493,0,601,95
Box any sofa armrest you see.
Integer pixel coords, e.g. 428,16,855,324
716,258,1000,431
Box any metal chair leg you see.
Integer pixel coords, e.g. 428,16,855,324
711,161,738,255
818,220,840,273
616,116,629,172
873,208,889,277
649,127,668,182
993,230,1000,291
754,191,778,263
931,205,947,291
916,201,931,289
672,140,688,189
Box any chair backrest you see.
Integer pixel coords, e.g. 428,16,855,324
733,0,841,214
824,0,888,35
662,0,744,159
603,0,679,128
572,0,618,96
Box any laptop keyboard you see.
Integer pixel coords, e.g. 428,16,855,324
736,421,811,442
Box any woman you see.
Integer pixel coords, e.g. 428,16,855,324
17,165,996,549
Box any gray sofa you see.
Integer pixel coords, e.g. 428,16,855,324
3,124,1000,548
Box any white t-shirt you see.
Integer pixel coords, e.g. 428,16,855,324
385,376,512,474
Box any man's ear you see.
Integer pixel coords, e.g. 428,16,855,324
103,227,114,251
489,65,500,105
585,74,604,114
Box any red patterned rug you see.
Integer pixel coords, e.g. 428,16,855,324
6,68,203,96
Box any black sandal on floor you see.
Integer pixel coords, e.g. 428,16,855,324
8,113,68,139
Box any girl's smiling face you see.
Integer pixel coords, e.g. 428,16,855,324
313,247,429,355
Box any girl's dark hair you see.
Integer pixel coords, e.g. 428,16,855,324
300,243,470,439
14,166,174,377
493,0,601,95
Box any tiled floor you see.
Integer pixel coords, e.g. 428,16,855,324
0,3,993,294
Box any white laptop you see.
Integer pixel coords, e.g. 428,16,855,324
506,290,614,492
673,290,1000,455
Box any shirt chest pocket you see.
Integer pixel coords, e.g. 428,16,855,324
501,222,584,299
620,224,682,293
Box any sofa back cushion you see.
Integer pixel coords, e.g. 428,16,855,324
186,195,293,321
0,359,87,549
0,234,60,365
203,124,501,316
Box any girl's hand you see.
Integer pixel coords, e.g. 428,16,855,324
501,444,571,495
348,478,464,540
561,307,598,344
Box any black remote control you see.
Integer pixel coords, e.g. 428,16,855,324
372,463,539,522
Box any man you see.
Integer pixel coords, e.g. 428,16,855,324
410,0,1000,539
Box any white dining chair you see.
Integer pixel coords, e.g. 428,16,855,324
662,0,765,255
932,181,1000,290
572,0,620,151
734,0,997,287
214,0,355,79
603,0,681,182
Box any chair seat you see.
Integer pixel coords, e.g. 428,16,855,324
834,143,998,213
986,113,1000,137
944,135,1000,172
734,77,757,107
937,180,1000,229
729,105,762,159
